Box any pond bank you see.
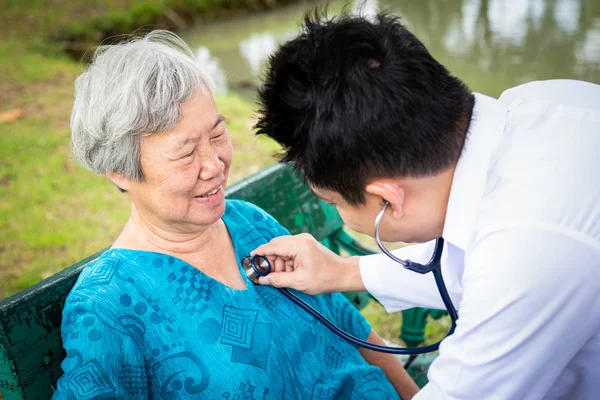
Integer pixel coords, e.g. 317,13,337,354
51,0,307,61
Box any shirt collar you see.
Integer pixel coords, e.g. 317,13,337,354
442,93,507,250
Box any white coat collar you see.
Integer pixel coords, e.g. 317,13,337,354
442,93,507,251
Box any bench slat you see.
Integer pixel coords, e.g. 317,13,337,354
0,250,106,399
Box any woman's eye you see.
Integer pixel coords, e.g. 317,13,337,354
184,150,195,158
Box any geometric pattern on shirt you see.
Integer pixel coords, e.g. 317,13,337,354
167,265,217,315
61,310,79,339
283,300,318,332
221,379,261,400
309,379,343,400
118,364,148,395
336,303,367,342
355,370,388,400
159,351,211,396
77,259,119,290
310,373,355,400
141,294,168,324
117,314,147,347
324,346,345,370
235,228,266,252
67,358,116,400
253,287,282,310
221,306,259,349
231,322,272,370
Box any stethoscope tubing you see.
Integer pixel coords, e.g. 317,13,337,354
279,273,453,354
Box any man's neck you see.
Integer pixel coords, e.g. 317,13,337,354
402,164,457,241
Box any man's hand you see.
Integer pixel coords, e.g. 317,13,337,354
251,233,365,295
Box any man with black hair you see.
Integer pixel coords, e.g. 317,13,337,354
252,11,600,400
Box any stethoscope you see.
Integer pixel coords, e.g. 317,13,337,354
243,201,458,355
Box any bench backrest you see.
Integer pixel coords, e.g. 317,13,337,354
0,163,346,399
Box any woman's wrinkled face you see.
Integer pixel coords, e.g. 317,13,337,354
127,89,233,232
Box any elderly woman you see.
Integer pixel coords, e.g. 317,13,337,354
53,31,418,399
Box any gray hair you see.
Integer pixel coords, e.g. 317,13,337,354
70,30,215,181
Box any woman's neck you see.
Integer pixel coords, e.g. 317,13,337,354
114,202,245,289
113,202,223,257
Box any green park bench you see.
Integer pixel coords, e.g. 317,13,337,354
0,162,446,399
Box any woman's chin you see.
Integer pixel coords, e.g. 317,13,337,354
189,191,226,225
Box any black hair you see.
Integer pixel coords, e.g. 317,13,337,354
255,10,474,205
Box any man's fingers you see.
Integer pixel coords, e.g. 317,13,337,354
274,257,286,273
284,260,294,273
251,235,308,257
257,271,298,289
257,276,271,286
251,240,288,257
252,234,318,289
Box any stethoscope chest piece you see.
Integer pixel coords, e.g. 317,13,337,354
242,255,272,283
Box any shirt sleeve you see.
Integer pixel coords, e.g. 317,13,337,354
53,298,149,400
327,293,372,341
359,240,462,312
415,228,600,400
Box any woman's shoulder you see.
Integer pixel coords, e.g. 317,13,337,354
225,199,270,218
225,200,281,228
224,199,290,244
66,250,139,304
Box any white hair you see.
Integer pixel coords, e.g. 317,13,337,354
70,30,215,181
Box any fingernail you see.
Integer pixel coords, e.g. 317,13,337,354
258,277,270,286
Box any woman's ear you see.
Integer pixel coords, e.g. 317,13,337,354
106,173,131,192
365,180,405,219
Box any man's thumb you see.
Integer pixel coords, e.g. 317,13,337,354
257,272,294,289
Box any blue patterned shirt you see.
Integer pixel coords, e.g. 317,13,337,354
53,200,399,399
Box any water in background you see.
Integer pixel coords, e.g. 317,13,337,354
180,0,600,100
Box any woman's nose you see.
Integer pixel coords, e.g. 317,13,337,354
198,150,224,180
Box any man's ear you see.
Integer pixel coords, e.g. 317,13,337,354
106,172,131,192
365,179,405,219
